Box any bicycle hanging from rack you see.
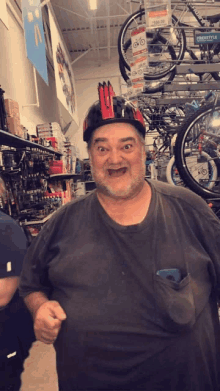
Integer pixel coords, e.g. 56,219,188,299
174,94,220,198
118,0,220,92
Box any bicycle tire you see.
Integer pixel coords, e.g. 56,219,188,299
120,32,177,81
166,152,217,188
119,58,175,94
166,156,185,186
174,103,220,198
119,34,176,94
118,9,186,78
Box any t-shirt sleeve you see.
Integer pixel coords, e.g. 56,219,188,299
0,216,27,278
19,222,53,298
191,200,220,299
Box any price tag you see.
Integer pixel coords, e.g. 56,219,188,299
147,6,169,29
144,0,171,30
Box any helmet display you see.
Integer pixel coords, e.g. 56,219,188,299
83,81,146,142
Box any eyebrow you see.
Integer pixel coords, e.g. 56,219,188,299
93,137,136,145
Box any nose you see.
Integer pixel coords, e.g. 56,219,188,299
107,148,123,165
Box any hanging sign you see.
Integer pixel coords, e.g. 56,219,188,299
48,9,78,124
0,0,9,29
194,31,220,45
130,25,148,95
22,0,48,84
144,0,171,29
131,25,148,58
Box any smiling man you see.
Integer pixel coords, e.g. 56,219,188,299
20,83,220,391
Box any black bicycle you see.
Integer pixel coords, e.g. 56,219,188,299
174,99,220,198
118,0,220,83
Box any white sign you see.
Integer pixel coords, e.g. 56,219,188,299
130,25,148,95
144,0,171,30
49,9,79,125
0,0,9,29
146,6,170,29
131,25,148,58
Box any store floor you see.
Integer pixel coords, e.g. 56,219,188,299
21,341,58,391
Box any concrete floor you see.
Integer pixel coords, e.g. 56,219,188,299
21,341,58,391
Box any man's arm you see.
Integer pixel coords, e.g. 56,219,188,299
0,276,19,308
24,292,67,344
24,291,49,319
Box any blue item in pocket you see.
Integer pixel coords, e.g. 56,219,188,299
156,268,181,283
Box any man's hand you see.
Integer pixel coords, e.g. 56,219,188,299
34,300,67,344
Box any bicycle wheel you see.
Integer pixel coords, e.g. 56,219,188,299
166,156,186,186
119,58,175,94
166,152,217,189
175,103,220,198
119,34,176,94
118,9,186,78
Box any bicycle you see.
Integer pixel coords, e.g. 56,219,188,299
118,0,220,83
174,99,220,198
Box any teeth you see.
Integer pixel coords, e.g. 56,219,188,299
108,168,127,176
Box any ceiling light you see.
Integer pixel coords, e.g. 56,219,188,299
89,0,97,10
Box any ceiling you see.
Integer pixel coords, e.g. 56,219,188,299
49,0,140,66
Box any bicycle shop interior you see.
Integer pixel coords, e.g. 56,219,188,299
1,0,220,390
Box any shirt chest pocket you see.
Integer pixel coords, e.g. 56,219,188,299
153,272,212,333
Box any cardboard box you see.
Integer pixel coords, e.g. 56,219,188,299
4,99,20,121
36,122,61,134
46,137,58,151
7,117,21,136
49,160,64,175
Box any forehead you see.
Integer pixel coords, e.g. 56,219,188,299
92,122,139,142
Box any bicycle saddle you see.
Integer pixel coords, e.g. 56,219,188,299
206,13,220,23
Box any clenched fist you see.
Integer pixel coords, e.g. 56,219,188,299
34,300,67,344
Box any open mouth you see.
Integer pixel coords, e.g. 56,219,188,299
107,167,128,177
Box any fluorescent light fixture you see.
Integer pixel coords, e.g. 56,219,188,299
89,0,97,10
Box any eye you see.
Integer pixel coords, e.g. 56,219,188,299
123,144,133,150
97,146,107,152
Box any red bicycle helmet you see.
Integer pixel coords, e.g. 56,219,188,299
83,81,146,142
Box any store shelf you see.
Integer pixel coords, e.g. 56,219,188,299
49,173,83,181
164,82,220,92
0,129,62,157
22,211,55,225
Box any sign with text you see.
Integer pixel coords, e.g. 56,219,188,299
144,0,171,29
130,25,148,95
131,25,148,58
22,0,48,84
0,0,9,29
194,32,220,45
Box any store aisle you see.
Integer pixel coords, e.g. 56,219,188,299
21,341,58,391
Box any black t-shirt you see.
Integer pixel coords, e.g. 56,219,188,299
0,211,27,278
0,211,35,362
19,180,220,391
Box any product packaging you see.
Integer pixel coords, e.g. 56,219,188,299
4,99,20,122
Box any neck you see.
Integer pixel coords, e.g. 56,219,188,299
96,181,152,226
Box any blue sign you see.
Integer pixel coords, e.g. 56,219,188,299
195,32,220,45
22,0,48,85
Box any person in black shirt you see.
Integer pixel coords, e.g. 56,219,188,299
0,177,35,391
19,83,220,391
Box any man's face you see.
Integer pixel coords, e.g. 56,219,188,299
89,122,146,200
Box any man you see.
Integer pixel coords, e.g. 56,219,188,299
0,177,35,391
19,82,220,391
